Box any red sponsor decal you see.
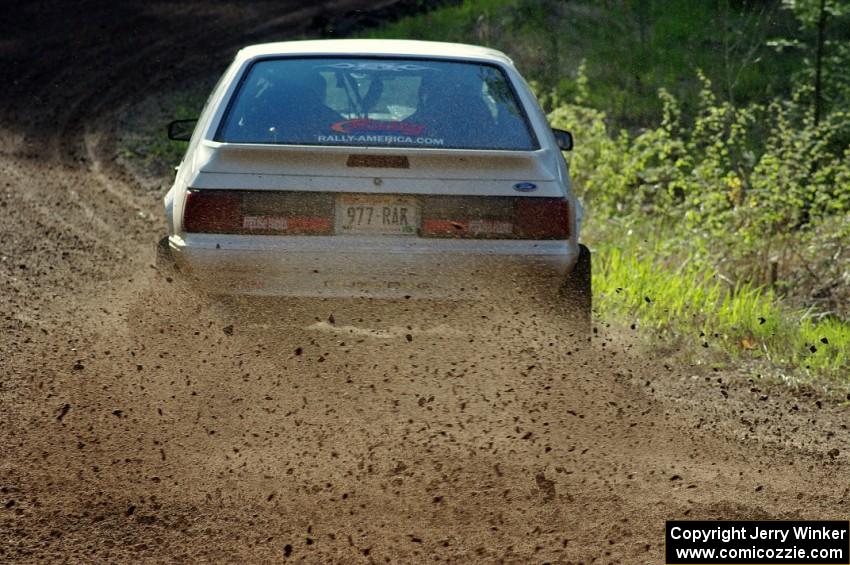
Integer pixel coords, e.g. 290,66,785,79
421,219,469,236
286,217,333,234
331,119,426,136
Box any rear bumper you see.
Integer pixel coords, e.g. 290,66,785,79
169,233,578,299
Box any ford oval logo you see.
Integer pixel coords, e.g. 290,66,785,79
513,182,538,192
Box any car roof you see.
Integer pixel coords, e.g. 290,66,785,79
236,39,514,66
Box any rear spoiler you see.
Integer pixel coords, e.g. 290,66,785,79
194,140,560,183
199,139,546,158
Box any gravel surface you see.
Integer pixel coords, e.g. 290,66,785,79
1,2,848,562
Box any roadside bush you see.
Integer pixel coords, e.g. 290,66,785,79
548,75,850,319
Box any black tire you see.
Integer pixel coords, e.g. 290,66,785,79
561,244,592,340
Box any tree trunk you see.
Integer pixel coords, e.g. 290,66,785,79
814,0,828,126
638,0,650,50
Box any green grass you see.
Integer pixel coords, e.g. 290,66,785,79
595,239,850,384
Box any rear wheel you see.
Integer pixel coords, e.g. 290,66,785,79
560,244,592,340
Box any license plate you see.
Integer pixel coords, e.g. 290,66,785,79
336,194,419,235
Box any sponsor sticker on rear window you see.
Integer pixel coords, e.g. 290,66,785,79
331,119,427,136
317,134,444,146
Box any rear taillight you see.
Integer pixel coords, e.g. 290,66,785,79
182,190,333,235
183,191,242,233
420,197,569,240
515,198,569,239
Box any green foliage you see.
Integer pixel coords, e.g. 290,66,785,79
550,76,850,308
782,0,850,26
547,69,850,382
596,237,850,382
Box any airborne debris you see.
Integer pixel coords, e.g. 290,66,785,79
535,472,556,501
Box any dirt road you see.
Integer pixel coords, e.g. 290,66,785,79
1,2,848,563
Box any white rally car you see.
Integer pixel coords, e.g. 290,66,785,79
160,39,590,328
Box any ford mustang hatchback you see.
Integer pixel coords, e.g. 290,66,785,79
160,39,591,330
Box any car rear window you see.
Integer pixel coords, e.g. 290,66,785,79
215,57,538,151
